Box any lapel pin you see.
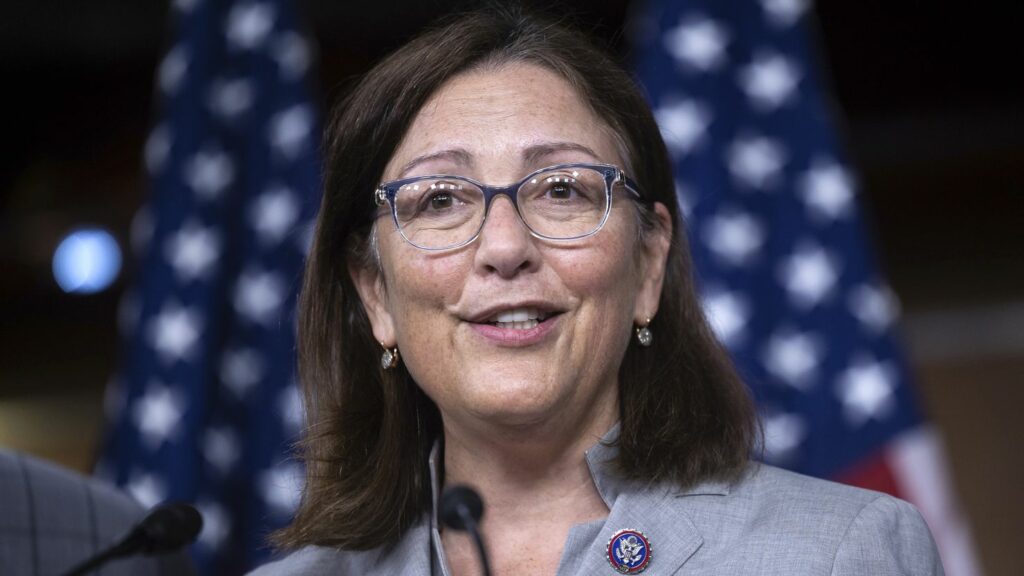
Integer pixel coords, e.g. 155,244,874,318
606,528,651,573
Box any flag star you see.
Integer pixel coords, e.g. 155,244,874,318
158,45,188,95
259,464,303,516
761,329,823,389
848,283,899,333
268,105,313,159
272,32,311,80
132,382,186,450
127,472,167,509
165,220,221,282
220,348,265,398
203,427,241,474
208,78,255,120
799,159,855,220
234,269,286,325
145,125,172,175
654,99,712,157
226,2,276,50
250,186,300,244
837,356,897,426
738,52,801,111
761,0,810,27
279,382,304,433
777,243,840,308
727,135,787,189
147,302,202,363
663,15,729,71
183,146,235,199
702,210,765,266
197,501,231,550
762,411,807,462
701,289,751,348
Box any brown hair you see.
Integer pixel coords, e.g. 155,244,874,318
276,5,757,550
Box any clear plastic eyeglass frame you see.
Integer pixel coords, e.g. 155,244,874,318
373,162,646,251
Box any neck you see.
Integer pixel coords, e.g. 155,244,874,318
436,395,617,575
439,407,615,539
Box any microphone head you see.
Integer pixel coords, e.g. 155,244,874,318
439,485,484,532
137,503,204,554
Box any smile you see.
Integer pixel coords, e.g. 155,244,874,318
485,308,551,330
463,303,565,346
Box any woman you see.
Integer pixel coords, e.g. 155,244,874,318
252,7,942,576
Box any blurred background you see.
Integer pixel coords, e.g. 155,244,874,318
1,0,1020,574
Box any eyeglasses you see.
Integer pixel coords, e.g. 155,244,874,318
374,163,645,251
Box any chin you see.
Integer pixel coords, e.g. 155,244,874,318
458,375,568,427
466,403,561,431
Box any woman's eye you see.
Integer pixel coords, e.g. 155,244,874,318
546,184,575,200
428,192,452,211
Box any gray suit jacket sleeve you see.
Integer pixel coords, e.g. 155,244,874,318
0,449,195,576
832,495,944,576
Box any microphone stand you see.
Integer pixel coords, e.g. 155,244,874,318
61,503,202,576
440,485,493,576
63,540,135,576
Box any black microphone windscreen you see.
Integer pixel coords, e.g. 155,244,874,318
439,485,484,531
138,503,204,554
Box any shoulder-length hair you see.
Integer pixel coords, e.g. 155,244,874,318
276,6,756,550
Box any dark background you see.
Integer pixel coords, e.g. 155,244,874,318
0,1,1021,574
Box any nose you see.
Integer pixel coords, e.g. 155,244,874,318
473,195,539,278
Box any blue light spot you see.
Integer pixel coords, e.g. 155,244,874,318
52,228,123,294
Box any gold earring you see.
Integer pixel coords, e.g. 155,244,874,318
380,343,400,369
635,318,653,347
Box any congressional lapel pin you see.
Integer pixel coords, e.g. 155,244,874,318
606,528,651,574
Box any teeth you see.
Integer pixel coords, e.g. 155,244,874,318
492,308,544,323
493,319,540,330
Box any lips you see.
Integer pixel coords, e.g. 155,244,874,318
463,303,565,329
466,311,563,346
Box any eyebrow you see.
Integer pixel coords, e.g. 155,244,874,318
522,141,602,166
396,141,603,179
398,148,474,179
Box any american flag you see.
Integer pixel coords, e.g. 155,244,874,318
96,0,319,573
633,0,979,573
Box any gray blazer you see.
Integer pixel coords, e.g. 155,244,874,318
0,449,194,576
250,441,944,575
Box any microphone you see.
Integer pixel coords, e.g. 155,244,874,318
440,485,492,576
62,502,203,576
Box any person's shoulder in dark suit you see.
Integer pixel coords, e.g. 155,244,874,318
0,448,195,576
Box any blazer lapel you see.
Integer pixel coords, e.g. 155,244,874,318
569,484,704,576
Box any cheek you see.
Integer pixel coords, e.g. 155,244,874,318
544,238,644,385
384,247,468,341
557,223,643,308
547,232,643,396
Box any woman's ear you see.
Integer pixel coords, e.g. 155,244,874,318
635,202,673,322
349,259,397,347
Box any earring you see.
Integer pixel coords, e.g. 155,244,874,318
380,343,400,370
635,318,653,347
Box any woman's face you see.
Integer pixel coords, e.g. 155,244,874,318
352,63,671,436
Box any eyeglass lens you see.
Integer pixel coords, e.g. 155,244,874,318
393,166,609,249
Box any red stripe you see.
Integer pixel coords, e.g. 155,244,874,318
833,450,904,498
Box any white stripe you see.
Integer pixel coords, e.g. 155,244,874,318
888,427,983,576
